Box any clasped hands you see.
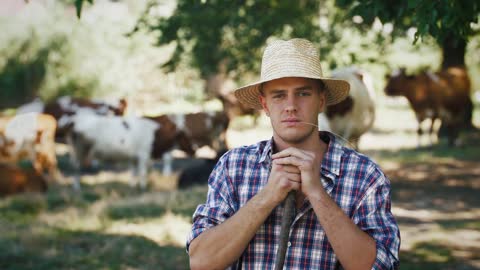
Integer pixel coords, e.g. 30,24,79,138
266,147,322,205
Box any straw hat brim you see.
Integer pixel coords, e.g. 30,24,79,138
234,75,350,110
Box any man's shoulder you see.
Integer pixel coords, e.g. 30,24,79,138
339,145,385,176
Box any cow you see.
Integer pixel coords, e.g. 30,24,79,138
167,111,230,154
318,67,376,149
0,164,48,196
384,67,472,146
177,149,227,189
0,113,60,182
218,92,261,125
66,113,194,190
152,111,229,176
17,96,127,142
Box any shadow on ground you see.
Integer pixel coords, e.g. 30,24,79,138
0,227,188,270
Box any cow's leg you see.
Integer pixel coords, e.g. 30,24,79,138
137,155,149,190
129,159,138,187
415,116,425,148
428,117,436,146
162,152,173,176
66,133,82,191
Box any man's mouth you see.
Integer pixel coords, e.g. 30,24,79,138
282,118,301,125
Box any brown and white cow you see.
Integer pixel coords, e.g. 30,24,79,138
167,111,230,153
66,113,194,190
0,164,48,196
17,96,127,141
157,111,229,175
384,67,472,146
318,67,376,149
0,113,60,182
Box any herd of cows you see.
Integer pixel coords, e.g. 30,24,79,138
0,66,474,196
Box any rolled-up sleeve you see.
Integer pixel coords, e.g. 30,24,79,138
352,169,401,270
186,154,237,252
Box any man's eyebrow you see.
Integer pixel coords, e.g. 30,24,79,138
295,86,314,91
268,89,287,94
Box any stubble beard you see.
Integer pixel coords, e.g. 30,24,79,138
273,124,317,145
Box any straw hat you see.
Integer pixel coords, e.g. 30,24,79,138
234,38,350,110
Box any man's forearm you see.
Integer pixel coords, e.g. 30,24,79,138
189,188,277,270
308,189,377,270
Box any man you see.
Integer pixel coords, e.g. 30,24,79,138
187,38,400,269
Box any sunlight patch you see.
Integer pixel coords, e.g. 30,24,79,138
106,211,191,247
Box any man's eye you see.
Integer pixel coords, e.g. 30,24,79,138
273,94,285,99
298,91,311,96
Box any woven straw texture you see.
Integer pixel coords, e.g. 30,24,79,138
234,39,350,110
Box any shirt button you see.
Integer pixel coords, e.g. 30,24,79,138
287,241,291,247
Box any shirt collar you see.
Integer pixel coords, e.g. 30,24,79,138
320,131,344,181
257,131,344,179
258,137,274,164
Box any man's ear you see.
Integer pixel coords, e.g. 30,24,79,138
259,95,270,117
318,91,327,113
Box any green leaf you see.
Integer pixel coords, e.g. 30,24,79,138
407,0,417,9
75,0,83,19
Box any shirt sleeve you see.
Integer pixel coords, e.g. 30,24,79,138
186,154,237,253
352,168,401,270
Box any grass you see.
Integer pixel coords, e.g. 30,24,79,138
400,241,457,270
0,182,207,270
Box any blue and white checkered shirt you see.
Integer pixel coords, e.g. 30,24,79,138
187,132,400,269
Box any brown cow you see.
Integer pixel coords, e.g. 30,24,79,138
384,67,472,146
0,113,60,182
0,164,47,196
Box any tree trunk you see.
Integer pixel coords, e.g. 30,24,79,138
440,34,466,69
438,34,475,136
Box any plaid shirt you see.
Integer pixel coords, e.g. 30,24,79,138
187,132,400,269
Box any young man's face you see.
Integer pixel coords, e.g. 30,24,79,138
259,77,326,145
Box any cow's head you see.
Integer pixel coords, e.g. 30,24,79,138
108,98,128,116
384,68,413,96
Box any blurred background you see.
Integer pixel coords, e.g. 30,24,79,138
0,0,479,269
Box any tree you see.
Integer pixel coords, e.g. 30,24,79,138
130,0,321,97
335,0,480,69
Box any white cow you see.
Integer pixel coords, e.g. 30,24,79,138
67,112,194,190
318,67,376,149
67,113,159,190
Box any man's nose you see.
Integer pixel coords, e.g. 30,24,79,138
285,94,297,113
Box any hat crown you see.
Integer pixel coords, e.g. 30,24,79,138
260,38,323,80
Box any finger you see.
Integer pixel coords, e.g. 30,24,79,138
287,173,301,183
274,156,308,168
273,147,314,160
289,181,301,191
281,164,301,174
